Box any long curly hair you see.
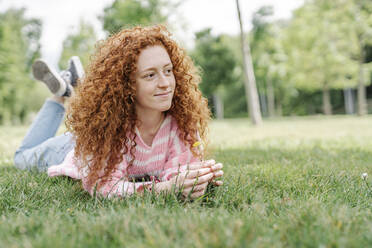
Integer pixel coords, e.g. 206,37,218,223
66,25,211,190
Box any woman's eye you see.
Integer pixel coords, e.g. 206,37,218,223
145,73,155,79
165,69,173,74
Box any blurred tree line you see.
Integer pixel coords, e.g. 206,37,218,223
204,0,372,118
0,8,48,124
1,0,372,124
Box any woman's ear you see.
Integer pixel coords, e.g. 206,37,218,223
128,94,134,104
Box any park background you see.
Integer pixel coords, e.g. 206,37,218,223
0,0,371,247
0,0,371,123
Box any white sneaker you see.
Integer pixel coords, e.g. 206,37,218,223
66,56,84,87
32,59,67,97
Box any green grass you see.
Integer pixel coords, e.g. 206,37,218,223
0,116,371,247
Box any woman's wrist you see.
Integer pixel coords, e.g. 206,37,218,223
153,181,171,194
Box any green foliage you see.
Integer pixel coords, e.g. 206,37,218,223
192,29,237,96
1,117,372,246
250,6,292,115
0,8,43,124
101,0,179,34
218,35,248,117
191,29,243,118
338,0,372,91
343,0,372,58
222,0,372,116
58,20,97,70
2,0,372,121
283,0,359,91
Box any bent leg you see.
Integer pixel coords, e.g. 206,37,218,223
14,99,73,171
14,132,74,171
18,99,65,150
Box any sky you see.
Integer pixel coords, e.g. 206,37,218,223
0,0,304,68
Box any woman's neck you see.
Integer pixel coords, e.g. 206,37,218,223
136,109,165,139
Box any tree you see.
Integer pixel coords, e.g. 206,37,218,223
236,0,262,125
59,20,97,70
283,0,360,115
101,0,180,34
340,0,372,115
191,29,237,119
0,8,42,124
250,6,288,117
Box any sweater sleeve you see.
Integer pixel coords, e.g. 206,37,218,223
48,149,81,179
159,129,200,182
48,149,157,198
81,161,159,198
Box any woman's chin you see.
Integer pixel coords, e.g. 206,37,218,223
157,102,172,112
159,106,172,112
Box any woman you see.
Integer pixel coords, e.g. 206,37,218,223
14,25,223,199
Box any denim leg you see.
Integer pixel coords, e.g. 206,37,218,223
14,100,74,171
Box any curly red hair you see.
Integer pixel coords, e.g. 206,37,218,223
66,25,211,190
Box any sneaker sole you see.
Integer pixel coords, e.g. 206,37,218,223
68,56,85,87
32,60,66,96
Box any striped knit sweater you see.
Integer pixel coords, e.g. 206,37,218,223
47,114,200,198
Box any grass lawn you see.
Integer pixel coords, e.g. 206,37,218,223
0,116,371,247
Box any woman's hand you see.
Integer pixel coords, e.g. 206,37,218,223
171,161,214,199
155,160,224,199
185,162,224,199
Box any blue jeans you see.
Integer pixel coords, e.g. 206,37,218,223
14,100,75,171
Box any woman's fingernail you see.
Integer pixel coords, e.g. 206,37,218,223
215,171,223,176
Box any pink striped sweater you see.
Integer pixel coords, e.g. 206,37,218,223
47,114,200,198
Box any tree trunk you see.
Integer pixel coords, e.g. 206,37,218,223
259,93,267,117
343,88,354,115
355,9,368,116
357,44,367,115
276,101,282,116
212,93,224,119
357,70,367,115
267,79,275,117
236,0,262,125
322,85,332,115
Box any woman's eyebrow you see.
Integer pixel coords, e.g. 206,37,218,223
138,67,156,74
139,63,172,73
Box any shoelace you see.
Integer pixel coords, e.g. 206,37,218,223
60,70,72,85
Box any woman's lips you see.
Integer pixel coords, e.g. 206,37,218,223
154,91,171,96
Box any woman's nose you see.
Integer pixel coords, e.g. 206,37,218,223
158,73,170,87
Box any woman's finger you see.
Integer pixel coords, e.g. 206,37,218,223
189,189,206,199
201,159,216,167
183,160,215,171
183,173,214,187
211,163,223,172
212,180,223,186
213,170,224,178
184,167,211,179
170,169,201,185
183,182,208,194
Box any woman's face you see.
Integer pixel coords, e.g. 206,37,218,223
135,45,176,114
